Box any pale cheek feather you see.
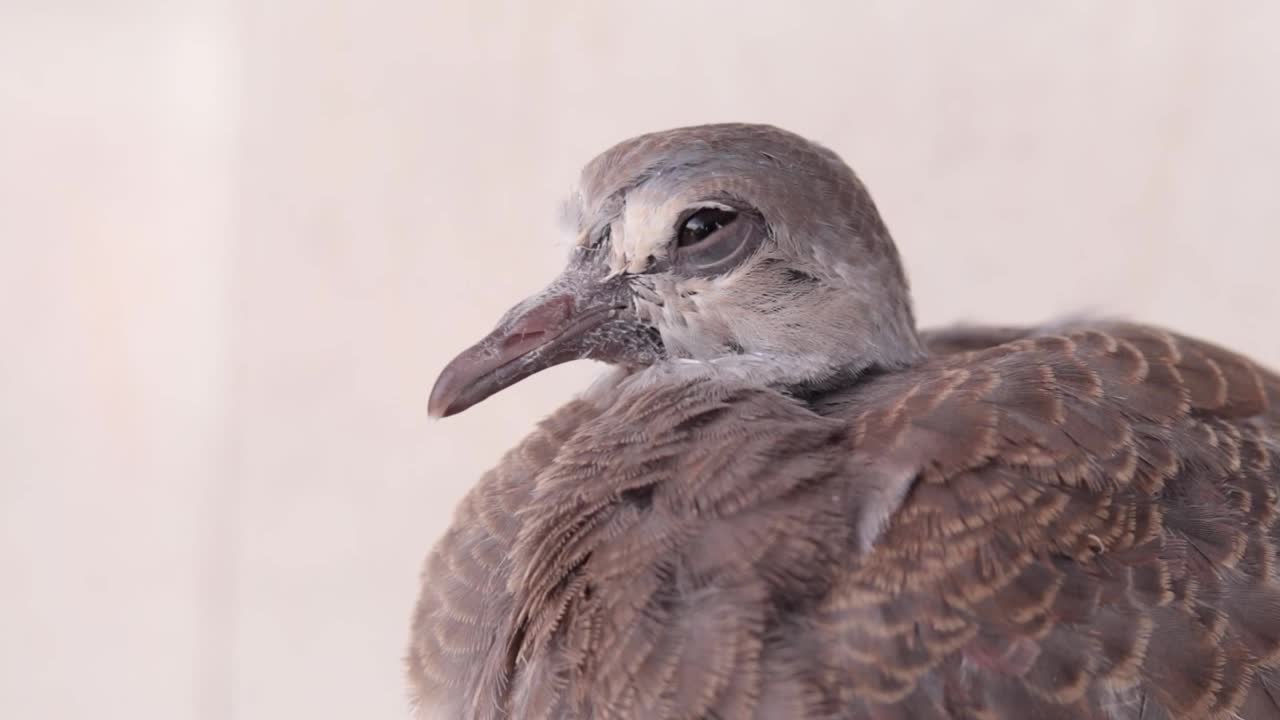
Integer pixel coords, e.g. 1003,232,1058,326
641,275,747,357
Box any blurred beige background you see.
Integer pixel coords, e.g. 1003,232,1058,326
3,1,1280,718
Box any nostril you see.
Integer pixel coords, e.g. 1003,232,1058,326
502,329,545,348
508,294,575,338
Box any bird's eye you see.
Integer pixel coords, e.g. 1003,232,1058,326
669,204,763,276
678,208,738,248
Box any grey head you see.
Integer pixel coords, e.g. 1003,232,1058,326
429,123,924,417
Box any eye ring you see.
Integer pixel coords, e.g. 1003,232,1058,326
677,208,739,248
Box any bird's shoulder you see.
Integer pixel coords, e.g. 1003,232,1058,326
838,320,1278,422
815,319,1280,597
820,321,1280,484
803,322,1280,718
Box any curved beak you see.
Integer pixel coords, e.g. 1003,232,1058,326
428,270,647,418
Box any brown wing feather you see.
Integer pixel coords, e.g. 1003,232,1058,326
405,398,607,718
814,324,1280,719
408,323,1280,719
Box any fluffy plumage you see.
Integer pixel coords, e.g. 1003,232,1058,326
409,124,1280,719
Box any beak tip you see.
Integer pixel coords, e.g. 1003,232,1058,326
426,401,456,420
427,384,458,420
427,368,458,419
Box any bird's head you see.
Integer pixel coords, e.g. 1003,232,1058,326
428,123,923,418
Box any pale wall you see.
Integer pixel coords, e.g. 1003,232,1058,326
3,2,1279,718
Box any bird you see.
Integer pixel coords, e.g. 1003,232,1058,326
406,123,1280,719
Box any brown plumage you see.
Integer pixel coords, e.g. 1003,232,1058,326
408,124,1280,719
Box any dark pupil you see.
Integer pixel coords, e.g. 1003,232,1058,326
679,208,737,247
